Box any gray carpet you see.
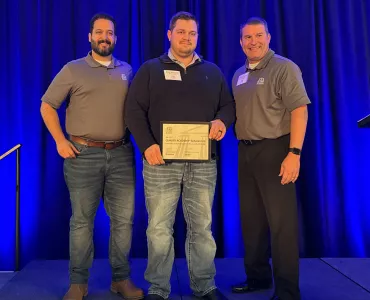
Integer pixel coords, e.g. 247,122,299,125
0,258,369,299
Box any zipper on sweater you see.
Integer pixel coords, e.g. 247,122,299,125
162,59,201,76
184,60,201,74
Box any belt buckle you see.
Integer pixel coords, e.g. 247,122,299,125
103,140,123,149
103,141,114,149
243,140,253,145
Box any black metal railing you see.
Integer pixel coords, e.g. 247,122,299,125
0,144,22,271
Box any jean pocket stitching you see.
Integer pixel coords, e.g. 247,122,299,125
71,141,89,153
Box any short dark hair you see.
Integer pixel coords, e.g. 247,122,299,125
240,17,269,38
90,13,117,34
169,11,199,32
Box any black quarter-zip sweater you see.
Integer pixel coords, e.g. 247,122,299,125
125,53,236,154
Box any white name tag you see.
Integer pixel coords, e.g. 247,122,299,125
236,72,249,86
164,70,182,81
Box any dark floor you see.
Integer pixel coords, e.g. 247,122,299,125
0,258,369,299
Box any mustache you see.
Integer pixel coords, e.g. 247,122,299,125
98,39,111,45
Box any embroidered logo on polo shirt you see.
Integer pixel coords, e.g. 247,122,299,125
257,77,264,85
121,74,127,80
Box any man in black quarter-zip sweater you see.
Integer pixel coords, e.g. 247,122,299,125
125,11,235,300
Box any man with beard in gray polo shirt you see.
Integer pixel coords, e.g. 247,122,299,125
40,13,143,300
231,17,310,300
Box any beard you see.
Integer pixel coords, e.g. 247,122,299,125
174,41,196,57
91,38,115,57
178,48,193,56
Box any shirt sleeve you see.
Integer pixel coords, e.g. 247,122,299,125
127,65,133,84
215,72,236,128
279,61,311,111
125,62,157,153
41,64,74,109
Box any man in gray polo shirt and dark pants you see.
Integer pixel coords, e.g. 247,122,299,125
40,13,143,300
231,17,310,300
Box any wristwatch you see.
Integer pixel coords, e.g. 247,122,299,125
289,147,301,155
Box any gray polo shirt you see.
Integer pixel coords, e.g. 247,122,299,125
41,52,132,141
232,49,311,140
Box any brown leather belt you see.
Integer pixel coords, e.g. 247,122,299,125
70,135,125,150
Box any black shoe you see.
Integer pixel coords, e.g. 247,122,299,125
145,294,165,300
231,279,272,293
270,295,280,300
200,289,228,300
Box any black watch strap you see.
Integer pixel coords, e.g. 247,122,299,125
289,147,301,155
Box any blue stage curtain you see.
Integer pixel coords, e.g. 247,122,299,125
1,0,370,270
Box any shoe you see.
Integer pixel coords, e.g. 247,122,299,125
111,279,144,299
63,284,88,300
200,289,228,300
270,295,281,300
144,294,166,300
231,279,272,293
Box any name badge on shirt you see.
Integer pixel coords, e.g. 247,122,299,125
236,72,249,86
164,70,182,81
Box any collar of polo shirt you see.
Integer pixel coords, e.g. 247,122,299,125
84,51,122,69
245,49,275,72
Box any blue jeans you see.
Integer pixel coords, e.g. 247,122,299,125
143,160,217,298
63,141,135,284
